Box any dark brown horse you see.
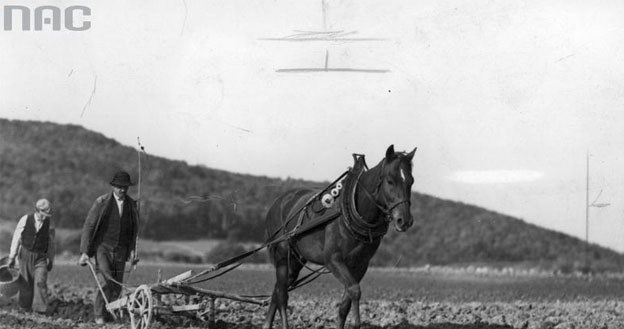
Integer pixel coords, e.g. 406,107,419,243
263,145,417,329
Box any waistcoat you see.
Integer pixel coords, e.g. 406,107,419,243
21,214,49,253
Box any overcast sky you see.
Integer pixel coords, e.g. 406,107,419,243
1,0,624,251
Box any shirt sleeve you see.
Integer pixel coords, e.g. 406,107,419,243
9,215,27,258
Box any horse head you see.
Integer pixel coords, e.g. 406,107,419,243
379,144,416,232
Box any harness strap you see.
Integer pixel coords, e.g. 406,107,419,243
182,263,242,285
361,185,411,217
182,209,341,284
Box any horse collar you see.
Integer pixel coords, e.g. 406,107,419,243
340,161,389,243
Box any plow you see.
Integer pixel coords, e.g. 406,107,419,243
84,167,350,329
87,262,268,329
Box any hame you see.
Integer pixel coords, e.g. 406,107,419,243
3,5,91,31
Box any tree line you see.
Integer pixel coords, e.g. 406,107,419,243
1,118,622,271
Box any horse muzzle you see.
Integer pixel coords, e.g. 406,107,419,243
382,198,412,232
390,206,413,232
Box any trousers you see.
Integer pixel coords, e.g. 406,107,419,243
94,246,127,319
18,248,49,313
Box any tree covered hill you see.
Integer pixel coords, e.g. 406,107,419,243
0,119,316,242
1,118,622,271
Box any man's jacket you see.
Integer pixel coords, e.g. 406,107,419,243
80,192,139,261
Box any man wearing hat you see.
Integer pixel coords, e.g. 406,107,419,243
78,171,139,324
7,198,55,313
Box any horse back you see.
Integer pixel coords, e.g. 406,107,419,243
265,188,316,240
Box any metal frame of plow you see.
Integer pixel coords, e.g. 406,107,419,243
96,268,268,329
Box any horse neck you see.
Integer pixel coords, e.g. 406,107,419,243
354,164,383,223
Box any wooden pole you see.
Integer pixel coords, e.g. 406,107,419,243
176,285,267,305
133,137,144,269
585,151,589,271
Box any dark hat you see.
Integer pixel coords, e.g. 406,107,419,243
110,171,135,187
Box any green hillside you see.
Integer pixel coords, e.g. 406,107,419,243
1,119,622,272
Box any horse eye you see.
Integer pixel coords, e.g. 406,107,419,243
387,179,395,186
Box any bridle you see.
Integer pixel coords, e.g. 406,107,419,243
357,158,411,223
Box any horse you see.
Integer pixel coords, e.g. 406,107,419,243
263,145,417,329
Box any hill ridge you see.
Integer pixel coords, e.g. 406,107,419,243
0,118,622,271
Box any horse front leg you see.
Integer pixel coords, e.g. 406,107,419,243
338,289,352,328
327,259,362,329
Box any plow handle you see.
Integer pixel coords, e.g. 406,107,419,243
86,260,118,320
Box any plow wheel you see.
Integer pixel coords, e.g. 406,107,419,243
128,285,153,329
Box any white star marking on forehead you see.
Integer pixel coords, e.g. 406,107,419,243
400,168,406,182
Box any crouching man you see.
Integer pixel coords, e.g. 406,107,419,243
8,198,55,314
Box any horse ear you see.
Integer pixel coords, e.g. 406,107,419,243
406,147,417,160
385,145,395,159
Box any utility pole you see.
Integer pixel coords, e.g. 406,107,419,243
585,151,590,271
584,151,611,273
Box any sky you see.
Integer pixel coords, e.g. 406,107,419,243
1,0,624,251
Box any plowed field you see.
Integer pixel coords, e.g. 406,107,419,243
1,263,623,329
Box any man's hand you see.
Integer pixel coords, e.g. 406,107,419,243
78,253,90,267
46,257,53,271
7,257,15,268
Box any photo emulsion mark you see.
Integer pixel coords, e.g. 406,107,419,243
260,0,390,74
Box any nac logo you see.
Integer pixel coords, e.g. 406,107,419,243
3,5,91,31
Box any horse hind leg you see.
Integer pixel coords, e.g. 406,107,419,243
277,251,306,329
263,245,304,329
263,243,283,329
263,248,284,329
263,289,279,329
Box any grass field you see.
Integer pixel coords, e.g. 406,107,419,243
2,263,624,329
